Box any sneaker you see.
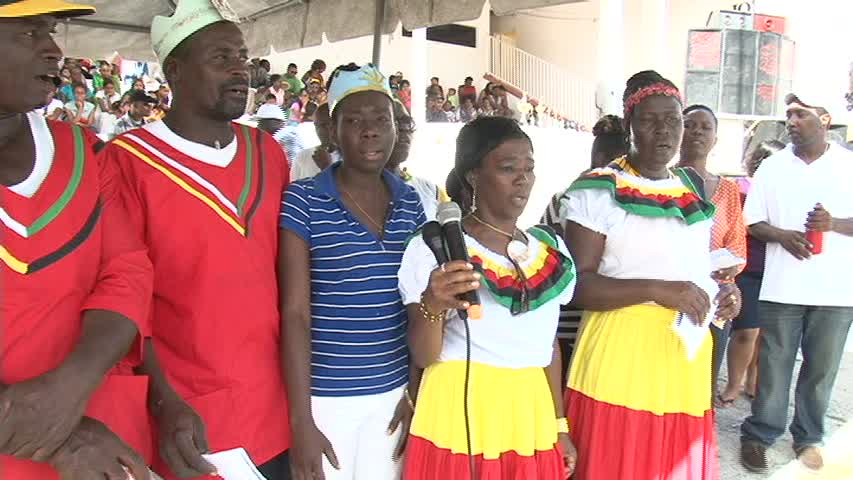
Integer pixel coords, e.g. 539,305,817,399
796,446,824,471
741,440,769,473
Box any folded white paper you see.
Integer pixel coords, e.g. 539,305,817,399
124,467,163,480
672,312,711,361
202,448,268,480
710,248,746,272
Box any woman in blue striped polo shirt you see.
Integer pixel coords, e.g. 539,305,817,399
279,63,426,480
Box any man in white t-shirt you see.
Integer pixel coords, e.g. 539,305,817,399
40,86,65,120
740,94,853,474
292,102,339,180
386,99,447,220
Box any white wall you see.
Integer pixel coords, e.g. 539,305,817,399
490,2,601,85
263,3,492,95
405,123,593,227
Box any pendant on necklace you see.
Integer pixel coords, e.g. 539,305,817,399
507,239,530,264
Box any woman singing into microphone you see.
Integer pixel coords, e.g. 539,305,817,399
399,117,578,479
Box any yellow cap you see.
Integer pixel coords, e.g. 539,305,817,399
0,0,95,18
467,304,483,320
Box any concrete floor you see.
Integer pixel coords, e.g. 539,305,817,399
717,336,853,480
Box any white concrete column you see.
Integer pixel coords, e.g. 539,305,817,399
631,0,668,73
411,28,427,127
596,0,625,116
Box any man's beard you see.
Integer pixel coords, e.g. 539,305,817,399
211,99,244,120
211,80,249,120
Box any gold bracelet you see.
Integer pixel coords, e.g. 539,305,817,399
419,292,446,324
556,417,570,434
404,387,415,410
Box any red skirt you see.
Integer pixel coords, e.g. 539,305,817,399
567,391,717,480
404,361,565,480
566,305,719,480
405,436,563,480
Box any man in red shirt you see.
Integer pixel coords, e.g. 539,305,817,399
1,1,154,479
458,76,477,104
100,1,292,478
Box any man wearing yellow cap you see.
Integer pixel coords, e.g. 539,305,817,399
100,0,292,478
0,1,154,480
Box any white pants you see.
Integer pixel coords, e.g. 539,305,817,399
312,386,405,480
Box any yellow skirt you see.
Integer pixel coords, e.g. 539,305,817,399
405,361,564,479
569,304,712,416
566,304,718,479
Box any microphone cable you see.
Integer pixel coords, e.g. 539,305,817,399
460,309,475,480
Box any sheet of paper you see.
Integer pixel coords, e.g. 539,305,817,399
672,312,711,361
710,248,746,272
202,448,268,480
124,467,163,480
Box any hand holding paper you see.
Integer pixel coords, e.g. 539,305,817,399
670,277,719,360
710,248,746,272
672,312,711,361
201,448,268,480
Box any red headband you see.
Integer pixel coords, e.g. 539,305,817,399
624,83,682,119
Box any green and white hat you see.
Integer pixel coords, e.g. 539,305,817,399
150,0,240,62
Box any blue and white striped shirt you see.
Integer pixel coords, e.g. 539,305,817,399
280,163,426,397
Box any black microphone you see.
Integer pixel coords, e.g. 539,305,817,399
436,202,482,320
422,221,449,265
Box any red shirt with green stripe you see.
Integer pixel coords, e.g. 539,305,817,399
1,116,154,478
101,120,292,477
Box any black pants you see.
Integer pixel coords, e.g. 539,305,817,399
258,450,291,480
711,321,732,395
558,337,576,384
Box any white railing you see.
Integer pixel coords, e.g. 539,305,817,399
489,35,598,128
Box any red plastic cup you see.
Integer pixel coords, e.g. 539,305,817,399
806,230,823,255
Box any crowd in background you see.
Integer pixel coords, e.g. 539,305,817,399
37,54,587,151
38,57,169,140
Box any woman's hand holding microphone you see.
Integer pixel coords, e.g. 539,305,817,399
421,261,481,317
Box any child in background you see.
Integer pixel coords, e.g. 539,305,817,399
446,87,459,109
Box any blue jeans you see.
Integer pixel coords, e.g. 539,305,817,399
741,302,853,449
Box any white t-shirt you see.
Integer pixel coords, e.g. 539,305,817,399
405,175,443,221
743,143,853,307
95,90,121,108
398,231,575,368
7,112,54,198
560,186,718,300
142,121,237,168
37,98,64,117
291,147,341,180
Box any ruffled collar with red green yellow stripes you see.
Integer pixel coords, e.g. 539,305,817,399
568,156,716,225
467,226,575,315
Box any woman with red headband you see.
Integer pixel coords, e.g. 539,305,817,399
560,71,740,479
